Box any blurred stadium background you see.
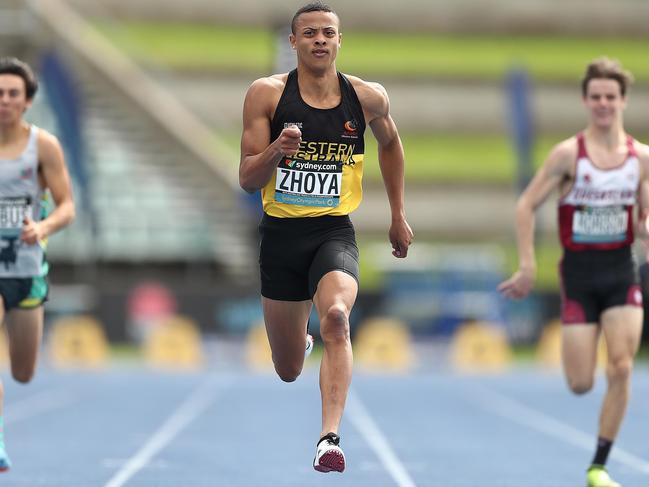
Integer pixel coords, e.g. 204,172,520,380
4,1,649,486
2,0,649,370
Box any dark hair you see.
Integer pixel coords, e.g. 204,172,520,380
581,57,633,97
0,57,38,100
291,1,337,34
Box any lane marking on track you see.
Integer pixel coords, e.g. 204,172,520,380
103,376,232,487
473,385,649,474
347,389,418,487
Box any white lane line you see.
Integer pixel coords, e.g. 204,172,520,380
472,385,649,474
347,389,418,487
5,389,77,425
103,376,231,487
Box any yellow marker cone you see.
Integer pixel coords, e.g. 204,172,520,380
48,315,109,368
245,322,273,371
451,321,512,373
354,318,413,372
143,315,203,369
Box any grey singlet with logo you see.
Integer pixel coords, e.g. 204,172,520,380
0,125,44,277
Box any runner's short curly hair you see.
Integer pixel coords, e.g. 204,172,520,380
0,57,38,100
581,57,633,97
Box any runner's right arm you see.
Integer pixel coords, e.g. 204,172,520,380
498,139,574,299
239,77,301,193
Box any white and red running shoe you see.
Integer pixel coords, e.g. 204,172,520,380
313,432,345,473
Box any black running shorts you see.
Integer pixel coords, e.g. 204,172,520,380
258,213,360,301
559,246,642,324
0,276,48,312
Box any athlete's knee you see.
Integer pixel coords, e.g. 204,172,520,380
566,376,594,395
320,304,350,342
274,364,302,382
12,366,35,384
607,358,633,384
273,358,303,382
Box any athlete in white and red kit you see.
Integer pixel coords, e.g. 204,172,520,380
499,57,649,487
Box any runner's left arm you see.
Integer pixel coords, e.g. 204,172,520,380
21,131,75,245
362,81,413,258
636,142,649,240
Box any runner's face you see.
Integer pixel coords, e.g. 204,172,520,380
583,78,626,129
290,12,341,72
0,74,31,126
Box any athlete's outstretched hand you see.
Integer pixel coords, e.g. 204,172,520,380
21,215,45,245
390,218,413,258
498,269,535,299
277,126,302,157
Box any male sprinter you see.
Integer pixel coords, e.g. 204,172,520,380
239,1,412,473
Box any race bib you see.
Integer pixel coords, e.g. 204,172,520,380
572,206,628,243
0,196,31,231
274,158,342,207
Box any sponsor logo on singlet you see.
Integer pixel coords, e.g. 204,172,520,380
283,122,303,129
342,119,359,139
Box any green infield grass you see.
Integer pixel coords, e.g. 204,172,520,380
94,20,649,82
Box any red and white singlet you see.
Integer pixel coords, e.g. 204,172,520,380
558,132,639,251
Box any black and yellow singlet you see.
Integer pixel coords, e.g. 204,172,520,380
262,69,366,218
